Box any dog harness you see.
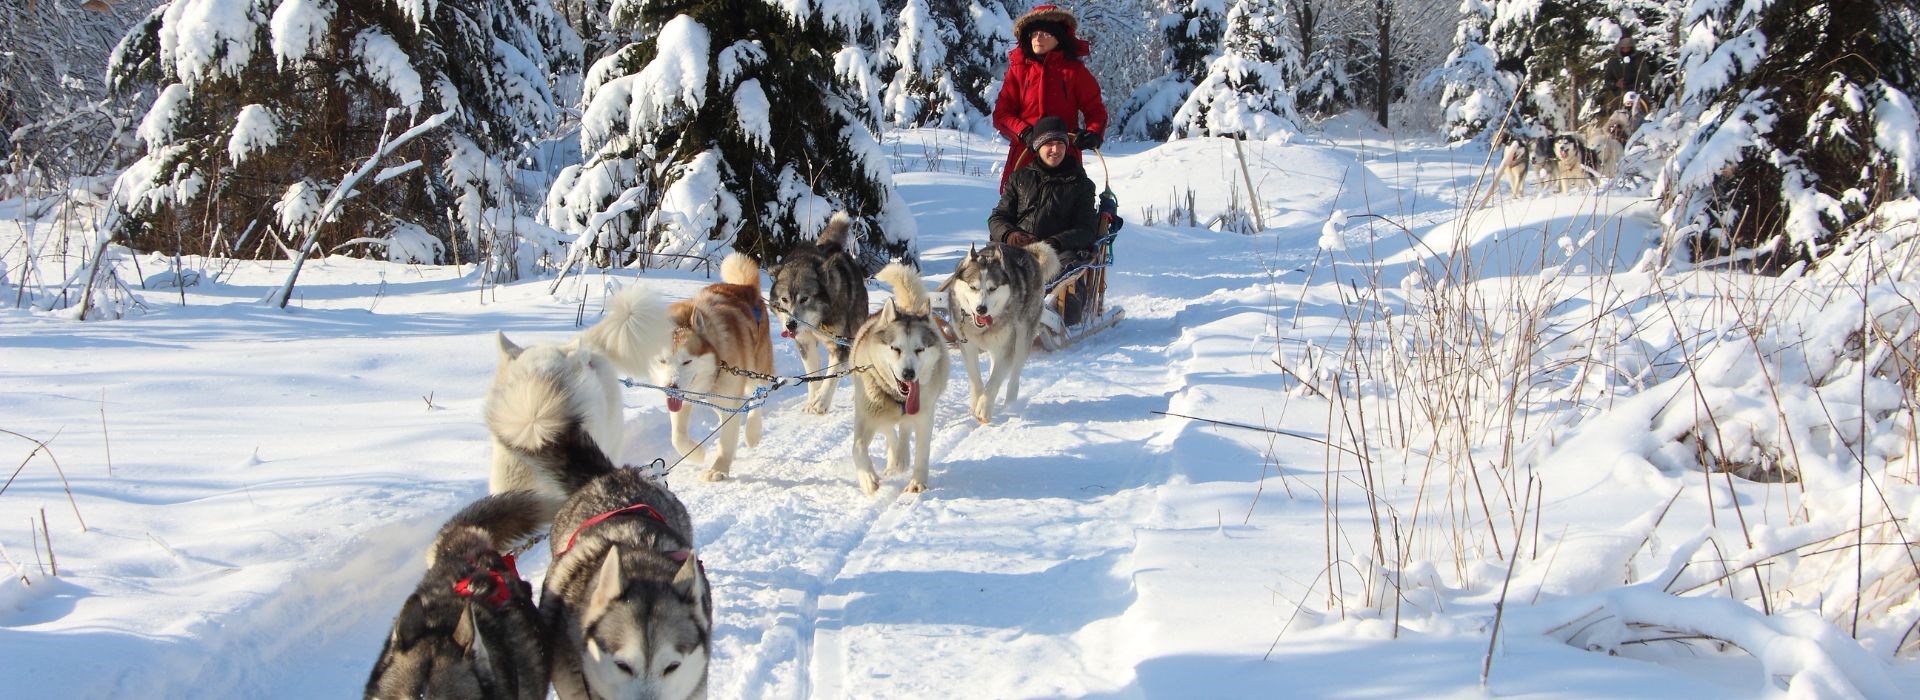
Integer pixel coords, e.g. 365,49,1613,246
452,552,522,610
556,502,672,556
556,502,708,577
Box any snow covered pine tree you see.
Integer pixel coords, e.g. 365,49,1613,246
1171,0,1304,142
107,0,580,270
1658,0,1920,269
1427,0,1510,140
1484,0,1607,132
545,2,916,271
1115,0,1225,141
881,0,1014,132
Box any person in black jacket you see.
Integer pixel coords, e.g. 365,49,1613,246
988,115,1100,326
1599,35,1653,113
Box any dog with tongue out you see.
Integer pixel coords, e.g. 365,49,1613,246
848,262,951,495
941,239,1059,425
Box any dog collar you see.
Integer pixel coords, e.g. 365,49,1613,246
556,503,672,557
452,552,522,610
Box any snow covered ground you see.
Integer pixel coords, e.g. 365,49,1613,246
4,120,1919,698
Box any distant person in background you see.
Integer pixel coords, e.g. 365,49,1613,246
1599,35,1654,116
992,4,1108,193
1594,34,1660,173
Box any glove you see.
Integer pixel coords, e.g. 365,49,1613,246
1074,129,1103,151
1005,230,1036,247
1105,215,1125,234
1017,124,1034,144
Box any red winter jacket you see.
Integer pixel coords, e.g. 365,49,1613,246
992,42,1107,191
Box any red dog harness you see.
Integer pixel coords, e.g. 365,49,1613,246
452,552,522,610
556,503,672,557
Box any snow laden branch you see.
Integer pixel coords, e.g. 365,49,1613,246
266,109,454,309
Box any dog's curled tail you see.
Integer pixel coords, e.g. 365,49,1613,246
486,343,577,453
579,285,674,378
1023,242,1062,282
429,490,554,566
875,262,929,314
720,252,761,289
818,211,853,252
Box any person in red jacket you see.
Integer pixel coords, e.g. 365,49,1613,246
992,4,1108,192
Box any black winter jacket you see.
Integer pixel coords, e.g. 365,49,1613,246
988,157,1099,253
1600,50,1653,106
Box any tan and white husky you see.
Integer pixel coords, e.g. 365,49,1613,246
653,253,775,482
849,263,951,494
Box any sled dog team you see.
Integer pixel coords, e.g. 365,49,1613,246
367,213,1060,699
1486,92,1648,202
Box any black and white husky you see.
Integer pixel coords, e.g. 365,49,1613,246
542,468,711,700
942,241,1059,424
769,212,870,414
487,285,673,503
366,491,554,700
849,263,951,494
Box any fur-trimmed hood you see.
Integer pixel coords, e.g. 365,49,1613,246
1013,4,1090,60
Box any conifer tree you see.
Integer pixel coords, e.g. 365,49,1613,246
880,0,1012,132
1172,0,1302,141
1427,0,1509,140
1044,0,1168,111
1485,0,1605,131
1658,0,1920,268
1290,0,1353,120
545,1,914,270
1115,0,1224,140
108,0,581,273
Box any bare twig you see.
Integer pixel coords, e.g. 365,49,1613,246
39,508,56,576
99,389,114,477
1,427,89,531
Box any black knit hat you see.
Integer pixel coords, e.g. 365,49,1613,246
1027,115,1071,150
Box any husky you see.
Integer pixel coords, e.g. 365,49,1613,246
1488,131,1532,202
849,263,951,494
1591,98,1642,177
1550,135,1599,192
487,285,674,504
542,468,711,700
367,491,555,700
769,212,870,414
941,241,1059,424
653,253,774,481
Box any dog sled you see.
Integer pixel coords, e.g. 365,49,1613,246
1036,185,1124,352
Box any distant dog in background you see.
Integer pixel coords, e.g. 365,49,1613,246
542,469,711,700
942,241,1058,424
770,212,869,414
1487,131,1533,202
1591,92,1644,177
1550,135,1600,192
849,263,951,494
654,253,774,481
366,491,554,700
487,286,673,505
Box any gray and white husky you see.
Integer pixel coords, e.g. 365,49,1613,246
849,263,951,495
769,212,870,414
366,491,555,700
542,468,712,700
487,285,674,503
942,241,1059,424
